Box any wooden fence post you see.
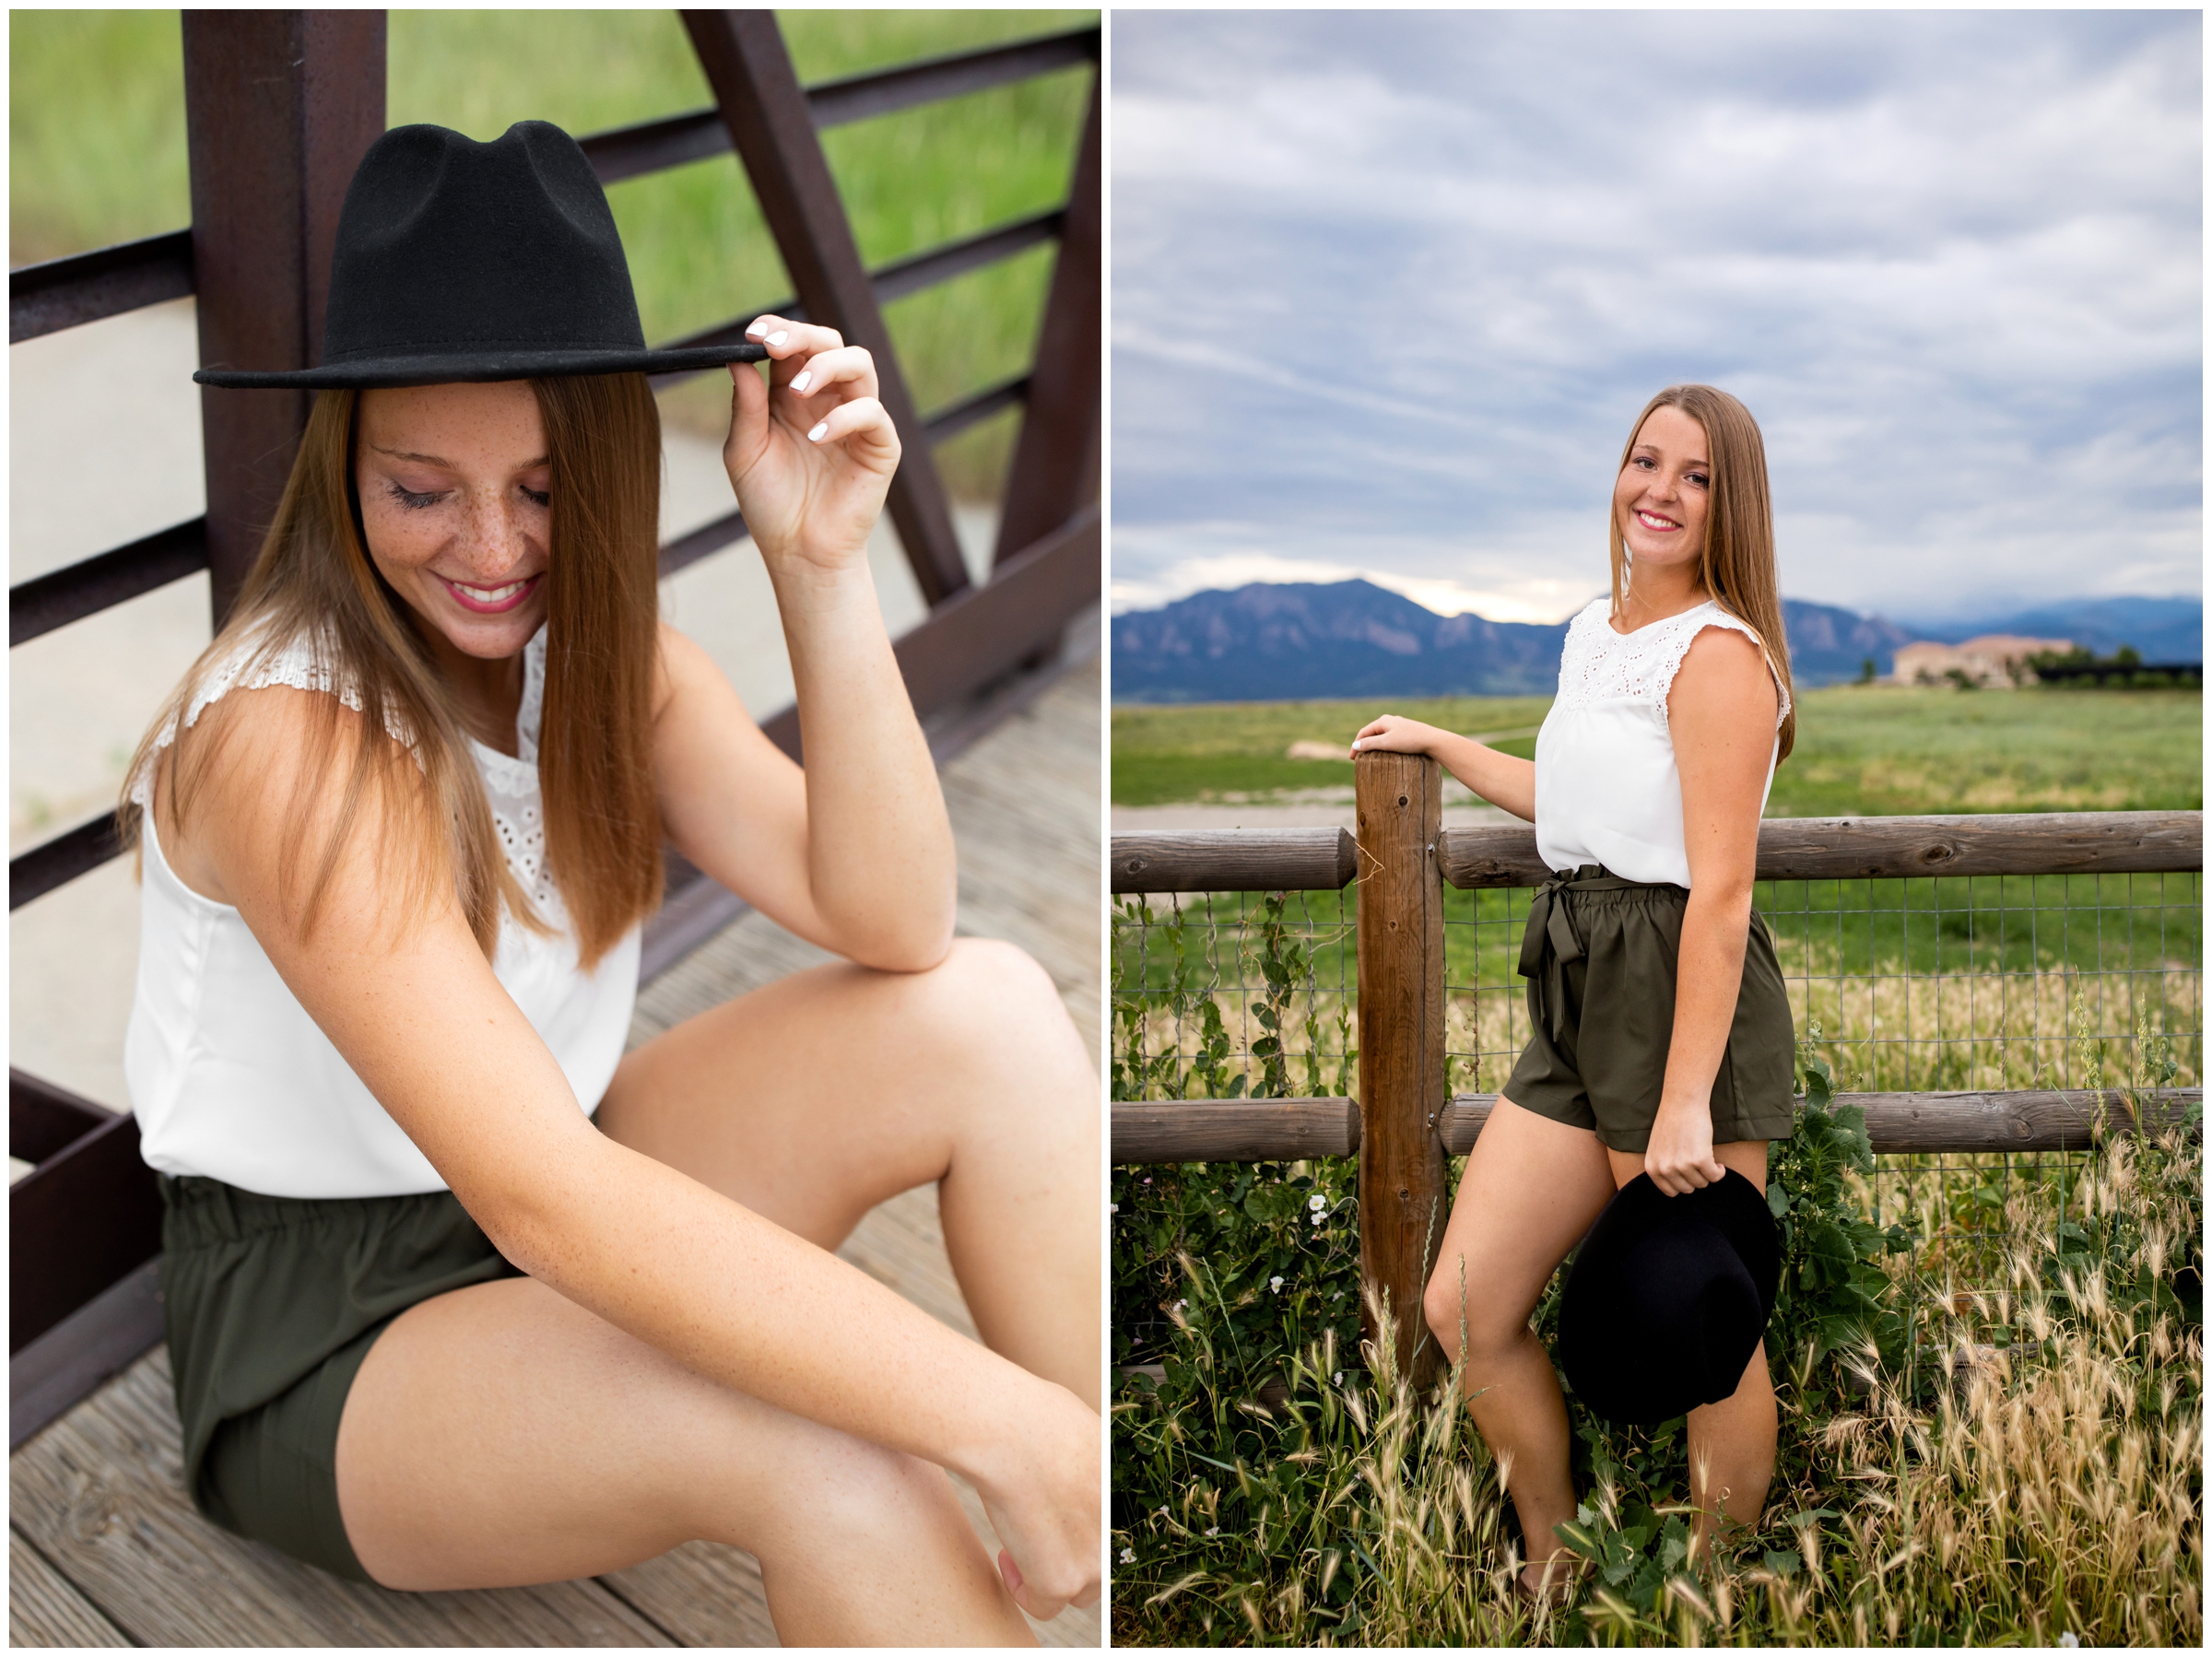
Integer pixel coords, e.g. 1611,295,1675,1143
1354,749,1449,1390
182,11,387,629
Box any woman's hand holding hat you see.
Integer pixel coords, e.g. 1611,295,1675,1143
723,314,900,580
1641,1096,1727,1196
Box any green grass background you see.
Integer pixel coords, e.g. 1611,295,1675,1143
1112,686,2205,816
8,8,1095,499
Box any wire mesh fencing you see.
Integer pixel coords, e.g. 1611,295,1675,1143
1112,870,2203,1388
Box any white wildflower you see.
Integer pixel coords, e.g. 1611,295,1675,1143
1269,1275,1284,1292
1334,1371,1345,1385
2059,1636,2080,1650
1308,1194,1327,1212
1311,1212,1325,1227
1206,1526,1219,1537
1108,1203,1117,1214
1120,1546,1136,1565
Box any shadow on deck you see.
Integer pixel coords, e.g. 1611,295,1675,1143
9,653,1102,1648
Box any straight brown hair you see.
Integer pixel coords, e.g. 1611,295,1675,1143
123,373,665,968
1606,383,1796,762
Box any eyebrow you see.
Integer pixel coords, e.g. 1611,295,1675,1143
369,444,550,470
1633,442,1710,468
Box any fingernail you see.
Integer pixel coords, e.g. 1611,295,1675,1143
745,319,768,338
790,370,812,393
767,330,789,347
807,421,830,442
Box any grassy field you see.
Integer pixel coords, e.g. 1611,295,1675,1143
8,8,1095,499
1111,686,2204,817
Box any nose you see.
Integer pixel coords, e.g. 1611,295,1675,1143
453,488,533,582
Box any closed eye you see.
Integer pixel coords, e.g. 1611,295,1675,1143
521,484,550,507
387,480,444,511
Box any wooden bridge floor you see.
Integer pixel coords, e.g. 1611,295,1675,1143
9,652,1102,1648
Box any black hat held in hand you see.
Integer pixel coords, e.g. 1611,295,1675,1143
194,121,768,389
1556,1169,1782,1426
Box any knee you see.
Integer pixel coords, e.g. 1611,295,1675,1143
1423,1258,1520,1364
774,1437,966,1558
905,938,1076,1061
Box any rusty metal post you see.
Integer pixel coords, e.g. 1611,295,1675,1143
182,11,385,629
1354,749,1449,1390
992,69,1100,567
681,9,972,607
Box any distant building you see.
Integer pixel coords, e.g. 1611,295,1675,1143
1890,635,2075,687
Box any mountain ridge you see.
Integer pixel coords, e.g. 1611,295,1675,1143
1111,580,2201,703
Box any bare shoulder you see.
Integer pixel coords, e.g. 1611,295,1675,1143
653,619,747,720
159,683,420,911
1669,622,1777,731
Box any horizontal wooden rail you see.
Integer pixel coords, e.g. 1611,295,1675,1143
1441,811,2203,887
10,517,211,647
8,229,195,345
1109,812,2203,896
1111,1088,2204,1164
1113,827,1359,893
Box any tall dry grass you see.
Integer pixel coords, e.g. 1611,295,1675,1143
1118,1101,2202,1646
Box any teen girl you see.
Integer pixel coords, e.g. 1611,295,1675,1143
124,122,1099,1642
1352,383,1797,1607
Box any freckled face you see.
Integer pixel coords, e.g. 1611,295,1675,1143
1615,404,1712,573
355,381,551,662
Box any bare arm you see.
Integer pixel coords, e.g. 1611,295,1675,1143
1641,626,1780,1196
1349,714,1537,821
657,315,956,972
195,688,1097,1609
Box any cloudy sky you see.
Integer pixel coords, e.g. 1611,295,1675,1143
1111,10,2202,625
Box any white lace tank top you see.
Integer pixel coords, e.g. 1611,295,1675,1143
1533,597,1791,888
124,625,641,1198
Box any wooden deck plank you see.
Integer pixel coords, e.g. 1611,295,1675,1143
9,1349,673,1646
10,650,1100,1647
10,1527,132,1646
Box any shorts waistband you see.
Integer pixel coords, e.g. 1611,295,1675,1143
159,1172,464,1250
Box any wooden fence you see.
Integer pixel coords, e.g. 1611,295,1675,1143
1110,750,2204,1391
10,8,1100,1448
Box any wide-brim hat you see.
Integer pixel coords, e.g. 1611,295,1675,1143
194,121,767,389
1556,1169,1782,1426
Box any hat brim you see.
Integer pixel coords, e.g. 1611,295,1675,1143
194,341,771,389
1555,1169,1783,1426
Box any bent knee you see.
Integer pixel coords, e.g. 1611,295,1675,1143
774,1435,965,1555
1423,1263,1525,1361
903,938,1070,1048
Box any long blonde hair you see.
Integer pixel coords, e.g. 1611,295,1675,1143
123,373,665,967
1606,383,1796,761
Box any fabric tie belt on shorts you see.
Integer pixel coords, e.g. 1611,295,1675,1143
1516,864,1678,1047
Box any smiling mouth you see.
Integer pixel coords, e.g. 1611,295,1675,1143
440,573,543,614
1634,511,1681,533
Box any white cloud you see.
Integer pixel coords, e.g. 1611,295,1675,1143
1112,10,2202,621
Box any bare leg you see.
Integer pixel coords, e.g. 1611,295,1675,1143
1424,1098,1616,1593
595,937,1100,1407
335,1277,1033,1643
335,939,1096,1636
1609,1138,1774,1559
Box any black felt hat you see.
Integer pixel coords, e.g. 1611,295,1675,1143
194,121,767,389
1555,1169,1782,1426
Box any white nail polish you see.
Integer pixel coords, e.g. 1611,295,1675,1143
807,421,830,442
745,320,768,338
790,370,812,393
767,330,789,347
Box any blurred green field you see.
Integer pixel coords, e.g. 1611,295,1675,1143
1112,685,2204,816
8,8,1095,499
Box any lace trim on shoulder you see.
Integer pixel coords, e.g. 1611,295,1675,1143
1554,600,1790,730
129,628,415,808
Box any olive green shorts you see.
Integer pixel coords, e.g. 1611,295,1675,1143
1501,866,1797,1154
159,1174,522,1583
